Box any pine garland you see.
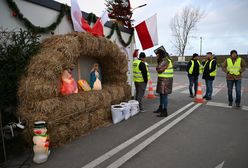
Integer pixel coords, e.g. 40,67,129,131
6,0,69,34
5,0,133,47
106,23,133,47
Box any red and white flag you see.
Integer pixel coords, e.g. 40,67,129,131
92,10,109,37
70,0,85,32
135,14,158,50
70,0,109,37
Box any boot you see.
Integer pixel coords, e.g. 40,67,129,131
153,105,162,113
157,109,168,117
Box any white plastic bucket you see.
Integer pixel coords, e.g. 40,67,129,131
120,102,131,120
111,105,125,124
128,100,139,116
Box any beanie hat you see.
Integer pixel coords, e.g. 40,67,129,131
192,53,199,58
139,52,146,58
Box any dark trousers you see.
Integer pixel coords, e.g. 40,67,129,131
160,94,168,109
227,79,241,105
188,76,198,96
134,82,147,110
205,79,214,98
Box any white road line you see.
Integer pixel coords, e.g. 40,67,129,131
81,102,195,168
212,87,223,96
106,103,202,168
206,101,248,111
215,161,225,168
180,87,223,96
173,85,186,91
180,89,189,94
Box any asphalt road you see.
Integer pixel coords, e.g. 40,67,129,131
4,69,248,168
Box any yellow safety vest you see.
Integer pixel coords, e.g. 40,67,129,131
203,59,217,77
227,57,241,75
133,59,150,82
189,60,203,74
158,59,173,78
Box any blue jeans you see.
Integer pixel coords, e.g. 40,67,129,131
227,80,241,105
188,76,198,96
160,94,168,109
205,79,213,98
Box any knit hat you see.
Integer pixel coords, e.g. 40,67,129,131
139,52,146,58
192,53,199,58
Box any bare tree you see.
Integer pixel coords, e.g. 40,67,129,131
170,7,204,56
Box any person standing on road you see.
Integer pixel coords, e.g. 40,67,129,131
186,53,203,98
202,52,217,100
153,49,173,117
133,52,150,112
222,50,246,107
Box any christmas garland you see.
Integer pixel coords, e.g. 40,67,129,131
106,23,133,47
6,0,133,47
6,0,69,34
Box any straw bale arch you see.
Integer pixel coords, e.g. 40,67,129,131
18,32,131,146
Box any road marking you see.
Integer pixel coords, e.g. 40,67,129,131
81,102,195,168
106,103,202,168
206,101,248,111
212,87,223,96
180,87,223,96
215,161,225,168
173,85,186,91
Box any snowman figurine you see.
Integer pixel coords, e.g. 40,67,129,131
33,121,50,164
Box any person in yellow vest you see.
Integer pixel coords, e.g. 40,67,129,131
133,52,150,112
154,49,173,117
222,50,246,107
186,53,203,98
202,52,217,100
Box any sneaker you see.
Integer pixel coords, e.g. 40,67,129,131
189,95,194,98
140,109,146,113
228,102,232,106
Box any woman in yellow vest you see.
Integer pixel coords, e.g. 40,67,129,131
222,50,246,107
154,49,173,117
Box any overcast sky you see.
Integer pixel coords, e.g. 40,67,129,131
56,0,248,56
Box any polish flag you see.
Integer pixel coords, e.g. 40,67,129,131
135,14,158,50
70,0,85,32
92,10,109,37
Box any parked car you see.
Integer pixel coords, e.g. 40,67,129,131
173,61,188,71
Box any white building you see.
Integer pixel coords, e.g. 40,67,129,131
0,0,136,95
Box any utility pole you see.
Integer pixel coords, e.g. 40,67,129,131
200,37,202,56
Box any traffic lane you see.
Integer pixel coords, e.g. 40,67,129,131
29,96,192,168
121,105,248,168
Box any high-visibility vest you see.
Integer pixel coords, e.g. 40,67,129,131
133,59,150,82
203,59,217,77
158,59,173,78
227,57,241,75
189,60,203,74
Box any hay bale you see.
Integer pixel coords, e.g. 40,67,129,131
18,32,131,146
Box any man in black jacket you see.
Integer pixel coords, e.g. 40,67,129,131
133,52,150,112
186,53,202,98
202,52,217,100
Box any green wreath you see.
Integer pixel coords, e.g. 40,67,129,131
6,0,133,47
